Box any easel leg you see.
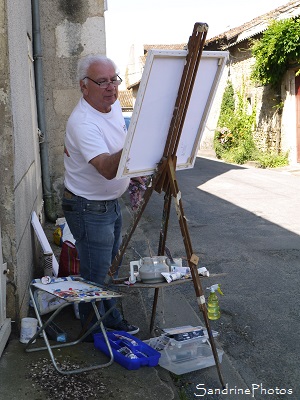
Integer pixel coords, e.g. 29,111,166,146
146,187,172,334
158,185,172,255
107,161,169,283
106,178,156,283
150,288,160,334
166,159,225,388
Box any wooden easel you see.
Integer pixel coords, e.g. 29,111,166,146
107,22,225,387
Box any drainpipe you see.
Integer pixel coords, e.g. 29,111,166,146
32,0,56,222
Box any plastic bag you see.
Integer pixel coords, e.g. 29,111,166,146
32,290,66,315
58,240,80,277
54,218,75,246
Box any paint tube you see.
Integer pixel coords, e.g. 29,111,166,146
117,346,138,359
161,272,182,283
169,265,210,277
198,267,209,277
113,333,138,346
170,266,190,275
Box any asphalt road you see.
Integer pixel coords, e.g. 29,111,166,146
126,156,300,400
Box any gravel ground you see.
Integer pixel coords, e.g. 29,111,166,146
27,357,107,400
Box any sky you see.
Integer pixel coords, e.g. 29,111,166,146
105,0,291,76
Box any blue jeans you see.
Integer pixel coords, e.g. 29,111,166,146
62,190,123,328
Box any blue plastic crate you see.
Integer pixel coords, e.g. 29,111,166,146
94,331,161,370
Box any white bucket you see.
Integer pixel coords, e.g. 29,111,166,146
20,317,38,344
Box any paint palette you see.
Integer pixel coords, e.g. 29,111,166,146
31,276,122,302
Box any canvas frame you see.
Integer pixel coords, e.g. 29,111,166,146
117,50,228,179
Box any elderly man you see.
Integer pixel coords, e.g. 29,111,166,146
62,54,139,335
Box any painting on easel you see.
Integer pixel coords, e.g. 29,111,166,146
117,50,228,179
110,24,228,387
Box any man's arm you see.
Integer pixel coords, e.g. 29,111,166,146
89,150,122,180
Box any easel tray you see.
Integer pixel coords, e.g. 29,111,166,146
116,273,226,288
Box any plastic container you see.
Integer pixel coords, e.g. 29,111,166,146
94,331,161,370
158,338,224,375
20,317,38,344
207,291,220,320
130,256,169,284
207,284,224,320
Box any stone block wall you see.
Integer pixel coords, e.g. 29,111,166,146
220,45,282,154
39,0,107,214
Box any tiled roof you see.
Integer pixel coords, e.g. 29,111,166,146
143,44,186,52
205,0,300,49
118,90,134,110
127,80,141,90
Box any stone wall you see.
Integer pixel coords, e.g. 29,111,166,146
39,0,107,214
0,0,15,318
224,44,282,153
203,39,298,163
0,0,107,323
0,0,44,321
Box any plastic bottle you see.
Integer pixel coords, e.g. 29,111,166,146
207,284,224,320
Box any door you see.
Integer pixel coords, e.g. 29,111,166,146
296,75,300,163
0,225,11,358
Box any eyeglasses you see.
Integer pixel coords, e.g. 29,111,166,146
83,75,122,89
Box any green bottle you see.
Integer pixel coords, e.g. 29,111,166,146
207,284,224,320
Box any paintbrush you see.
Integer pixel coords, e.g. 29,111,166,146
165,246,176,265
147,239,154,258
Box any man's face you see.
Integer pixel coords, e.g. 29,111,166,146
80,61,119,113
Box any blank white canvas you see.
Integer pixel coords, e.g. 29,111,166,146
117,50,228,179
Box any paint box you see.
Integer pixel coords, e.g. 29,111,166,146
94,331,161,370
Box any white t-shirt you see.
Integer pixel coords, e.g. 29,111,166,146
64,97,130,200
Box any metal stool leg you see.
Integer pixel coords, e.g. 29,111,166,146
25,285,115,375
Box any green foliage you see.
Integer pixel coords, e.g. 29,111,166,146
217,80,235,127
253,150,289,168
214,81,257,164
251,17,300,87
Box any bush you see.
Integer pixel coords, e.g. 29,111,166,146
214,81,257,164
254,151,289,168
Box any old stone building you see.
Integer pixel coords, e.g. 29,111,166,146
0,0,108,356
204,0,300,164
125,1,300,165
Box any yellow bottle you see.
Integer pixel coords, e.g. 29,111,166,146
207,284,224,320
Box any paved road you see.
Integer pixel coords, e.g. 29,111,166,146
128,156,300,399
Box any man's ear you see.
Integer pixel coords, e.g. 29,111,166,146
80,80,87,93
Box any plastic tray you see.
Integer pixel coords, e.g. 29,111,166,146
94,331,161,370
158,340,223,375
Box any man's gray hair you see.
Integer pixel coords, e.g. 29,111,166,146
77,54,118,81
